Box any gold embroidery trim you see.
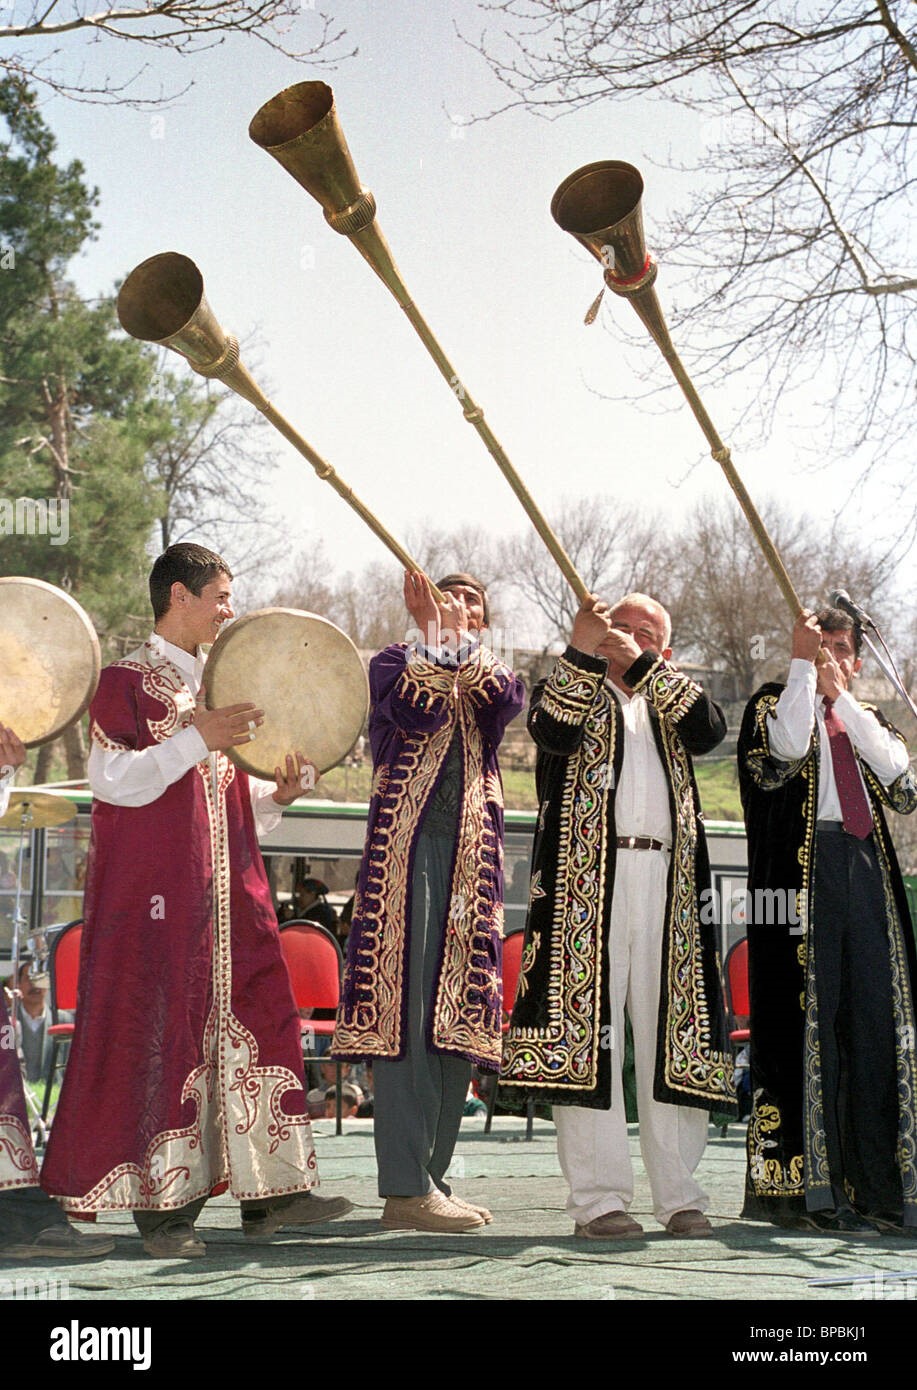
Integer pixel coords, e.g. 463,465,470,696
539,653,604,726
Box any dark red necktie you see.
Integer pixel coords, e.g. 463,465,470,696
822,697,873,839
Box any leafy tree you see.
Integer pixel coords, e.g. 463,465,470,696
0,78,163,774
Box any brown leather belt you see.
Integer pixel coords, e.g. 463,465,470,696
615,836,668,852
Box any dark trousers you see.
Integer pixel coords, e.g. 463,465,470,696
0,1186,69,1243
814,828,902,1215
132,1189,302,1236
373,833,470,1198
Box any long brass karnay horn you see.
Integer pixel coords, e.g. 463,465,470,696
249,82,589,605
117,252,443,601
551,161,803,619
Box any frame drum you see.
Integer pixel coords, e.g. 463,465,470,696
0,576,101,746
203,608,369,778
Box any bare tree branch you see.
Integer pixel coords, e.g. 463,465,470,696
466,1,917,534
0,1,354,105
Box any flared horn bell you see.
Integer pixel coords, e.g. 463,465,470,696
249,83,371,230
551,161,657,294
249,82,408,302
550,161,805,619
117,253,265,409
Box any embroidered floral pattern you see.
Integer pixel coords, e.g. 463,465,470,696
538,654,604,725
0,1115,40,1189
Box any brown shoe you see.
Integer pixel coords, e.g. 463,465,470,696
243,1192,354,1240
142,1220,206,1259
666,1209,712,1237
1,1223,115,1261
381,1193,484,1233
447,1193,493,1224
575,1211,644,1240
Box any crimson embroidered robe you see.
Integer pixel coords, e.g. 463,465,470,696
40,641,316,1212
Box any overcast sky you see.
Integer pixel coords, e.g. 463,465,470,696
17,0,913,634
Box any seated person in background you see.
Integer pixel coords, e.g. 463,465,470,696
324,1084,364,1121
4,959,69,1086
294,876,339,934
338,869,360,948
463,1085,487,1118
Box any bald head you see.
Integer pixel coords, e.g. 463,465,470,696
611,593,672,651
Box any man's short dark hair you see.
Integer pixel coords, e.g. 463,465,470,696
149,543,233,621
817,605,863,657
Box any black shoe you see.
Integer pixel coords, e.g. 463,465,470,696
861,1211,908,1235
797,1209,881,1236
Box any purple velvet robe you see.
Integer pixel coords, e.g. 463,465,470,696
333,642,525,1071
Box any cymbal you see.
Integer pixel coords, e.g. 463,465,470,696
0,791,78,830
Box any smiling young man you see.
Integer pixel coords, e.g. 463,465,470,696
502,593,735,1239
739,606,917,1234
40,543,351,1256
332,570,525,1232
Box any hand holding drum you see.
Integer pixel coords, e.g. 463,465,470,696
193,700,265,751
0,724,27,774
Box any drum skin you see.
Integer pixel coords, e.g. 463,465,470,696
0,576,101,746
203,607,369,777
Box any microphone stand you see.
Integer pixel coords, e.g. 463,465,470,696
861,625,917,723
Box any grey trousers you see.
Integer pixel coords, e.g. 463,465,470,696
373,833,471,1198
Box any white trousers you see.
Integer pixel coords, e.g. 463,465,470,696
553,849,709,1226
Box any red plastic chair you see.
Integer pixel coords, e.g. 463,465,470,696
278,920,345,1135
485,930,534,1140
41,919,82,1121
724,937,750,1046
719,936,751,1136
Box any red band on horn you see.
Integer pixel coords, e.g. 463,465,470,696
605,254,652,287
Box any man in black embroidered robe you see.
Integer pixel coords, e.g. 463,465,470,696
502,594,734,1239
739,607,917,1233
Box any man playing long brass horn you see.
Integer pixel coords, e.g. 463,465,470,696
501,594,735,1238
739,607,917,1234
332,571,525,1232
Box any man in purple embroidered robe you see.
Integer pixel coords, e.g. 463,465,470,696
40,544,351,1257
333,571,524,1232
0,724,112,1259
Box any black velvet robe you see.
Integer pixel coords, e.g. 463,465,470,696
500,645,735,1115
738,682,917,1225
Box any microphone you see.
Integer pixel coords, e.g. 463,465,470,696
829,589,877,630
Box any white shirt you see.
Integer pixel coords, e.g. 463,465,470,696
769,658,908,820
611,682,673,845
88,633,282,837
0,771,11,820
